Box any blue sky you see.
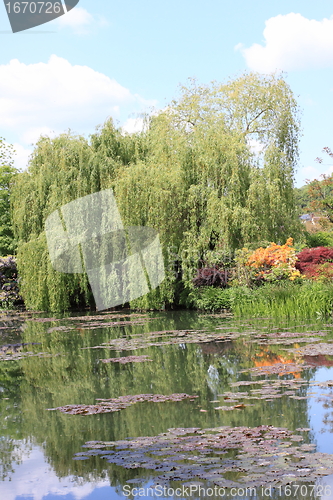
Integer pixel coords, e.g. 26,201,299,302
1,0,333,186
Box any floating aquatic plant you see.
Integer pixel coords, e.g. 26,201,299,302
48,393,198,415
100,355,152,364
74,425,333,488
289,343,333,356
240,362,312,376
0,342,60,361
81,329,241,352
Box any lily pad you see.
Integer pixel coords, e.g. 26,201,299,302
240,362,311,376
100,355,152,364
75,425,333,487
48,393,198,415
288,343,333,356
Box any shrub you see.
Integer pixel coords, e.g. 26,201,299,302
192,267,229,288
247,237,296,268
232,238,301,286
187,287,233,312
0,256,23,308
305,231,333,248
295,246,333,279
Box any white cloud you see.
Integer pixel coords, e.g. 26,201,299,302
0,55,150,147
22,126,57,145
12,142,33,171
236,13,333,72
55,6,107,35
122,117,145,134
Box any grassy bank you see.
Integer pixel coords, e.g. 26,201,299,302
187,280,333,318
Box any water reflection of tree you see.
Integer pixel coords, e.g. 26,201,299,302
0,358,28,479
0,313,318,487
0,437,33,480
316,392,333,432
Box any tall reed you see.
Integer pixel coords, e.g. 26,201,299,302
231,281,333,319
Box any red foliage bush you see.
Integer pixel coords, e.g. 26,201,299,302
295,246,333,279
192,267,229,288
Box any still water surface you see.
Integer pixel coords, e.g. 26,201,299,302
1,310,333,500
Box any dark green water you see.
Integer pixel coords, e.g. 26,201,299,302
1,309,333,500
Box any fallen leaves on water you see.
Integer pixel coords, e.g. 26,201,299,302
0,342,41,353
79,321,332,352
48,393,198,415
212,378,333,411
74,425,333,487
25,312,152,331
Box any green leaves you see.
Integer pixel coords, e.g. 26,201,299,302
0,143,19,256
11,74,302,312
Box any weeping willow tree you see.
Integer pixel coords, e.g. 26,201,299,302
12,72,302,311
120,72,302,299
12,129,141,311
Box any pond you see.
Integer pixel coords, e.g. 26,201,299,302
1,309,333,500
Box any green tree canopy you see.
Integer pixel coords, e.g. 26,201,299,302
0,138,19,256
306,147,333,225
12,72,302,311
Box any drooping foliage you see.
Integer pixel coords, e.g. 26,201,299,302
12,72,302,311
0,138,19,256
12,128,150,311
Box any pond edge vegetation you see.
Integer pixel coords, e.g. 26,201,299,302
1,73,333,317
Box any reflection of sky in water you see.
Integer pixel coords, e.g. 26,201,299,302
0,447,183,500
0,446,117,500
4,365,333,500
308,367,333,453
5,349,333,499
309,367,333,500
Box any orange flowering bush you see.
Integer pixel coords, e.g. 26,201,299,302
233,238,302,286
247,238,294,267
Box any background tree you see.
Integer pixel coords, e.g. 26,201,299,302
306,147,333,225
294,184,311,215
0,138,19,256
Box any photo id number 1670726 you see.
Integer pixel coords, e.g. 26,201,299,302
5,2,62,14
277,484,331,497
